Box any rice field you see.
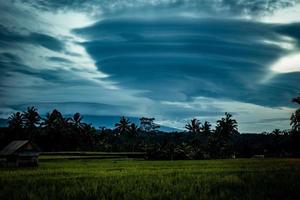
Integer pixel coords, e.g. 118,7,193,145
1,158,300,200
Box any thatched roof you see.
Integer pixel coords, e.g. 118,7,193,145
0,140,36,156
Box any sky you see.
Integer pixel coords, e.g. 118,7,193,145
0,0,300,133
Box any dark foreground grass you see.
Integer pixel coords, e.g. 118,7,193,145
1,158,300,200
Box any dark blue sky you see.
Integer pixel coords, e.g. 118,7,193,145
0,0,300,132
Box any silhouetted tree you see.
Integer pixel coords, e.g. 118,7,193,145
8,112,24,130
80,123,96,150
289,95,300,156
185,119,201,134
139,117,160,132
197,121,212,157
201,121,212,136
215,112,239,139
291,96,300,132
4,101,300,158
128,123,139,151
8,112,24,139
23,106,41,139
64,113,86,150
271,129,281,136
68,112,83,129
269,129,284,156
42,109,65,130
129,123,139,137
41,109,68,151
209,113,239,158
23,107,41,128
115,116,131,136
185,119,209,158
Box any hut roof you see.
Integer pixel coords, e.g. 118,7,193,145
0,140,39,156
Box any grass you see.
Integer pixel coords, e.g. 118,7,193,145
39,152,145,160
1,158,300,200
41,151,145,156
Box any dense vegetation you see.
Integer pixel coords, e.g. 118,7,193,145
0,95,299,159
1,158,300,200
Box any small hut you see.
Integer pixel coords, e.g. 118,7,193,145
0,140,40,167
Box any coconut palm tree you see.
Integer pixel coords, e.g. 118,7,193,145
201,121,212,136
8,112,24,139
80,123,96,150
291,109,300,132
68,112,83,129
8,112,24,130
23,106,41,129
185,119,201,134
127,123,139,151
271,129,281,136
23,106,41,139
291,95,300,132
42,109,65,129
215,112,239,139
129,123,139,137
41,109,68,151
207,113,238,158
115,116,131,135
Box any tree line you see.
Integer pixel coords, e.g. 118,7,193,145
0,95,299,159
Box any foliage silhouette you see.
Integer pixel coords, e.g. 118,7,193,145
291,95,300,132
8,112,24,139
115,116,131,136
139,117,160,132
185,119,201,134
23,106,41,139
0,95,300,158
201,121,212,136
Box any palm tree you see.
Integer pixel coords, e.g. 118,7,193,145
80,123,96,150
128,123,139,151
291,95,300,132
23,106,41,139
271,129,281,136
115,116,131,135
42,109,65,129
68,112,83,129
208,113,238,158
270,129,283,155
23,107,41,129
8,112,24,130
201,121,212,136
129,123,139,137
41,109,68,151
8,112,24,139
215,112,239,139
185,119,201,134
291,109,300,132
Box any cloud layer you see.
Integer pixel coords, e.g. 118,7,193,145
0,0,300,132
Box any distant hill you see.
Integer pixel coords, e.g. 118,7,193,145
0,115,180,132
77,115,180,132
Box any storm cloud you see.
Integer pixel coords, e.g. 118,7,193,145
0,0,300,132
